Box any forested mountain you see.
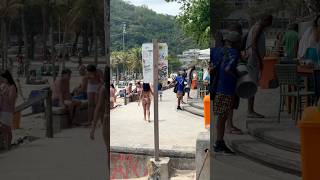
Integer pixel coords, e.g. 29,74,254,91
111,0,198,55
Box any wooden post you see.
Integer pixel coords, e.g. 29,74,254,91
153,39,160,161
104,0,111,179
124,91,127,105
45,89,53,138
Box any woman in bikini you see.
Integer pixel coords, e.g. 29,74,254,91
138,83,153,122
0,70,18,150
86,64,102,126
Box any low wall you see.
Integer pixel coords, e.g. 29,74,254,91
195,132,210,179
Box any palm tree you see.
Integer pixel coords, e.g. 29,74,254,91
0,0,21,70
20,0,30,80
68,0,102,65
127,47,142,75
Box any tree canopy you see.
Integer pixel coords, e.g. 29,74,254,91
111,0,199,55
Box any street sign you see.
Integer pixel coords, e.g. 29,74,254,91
142,43,168,83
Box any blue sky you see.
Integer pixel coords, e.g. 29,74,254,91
126,0,182,16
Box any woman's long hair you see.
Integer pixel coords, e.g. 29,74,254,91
1,70,17,92
142,83,150,92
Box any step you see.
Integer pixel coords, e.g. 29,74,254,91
182,105,203,117
247,121,300,153
189,102,203,110
227,134,301,176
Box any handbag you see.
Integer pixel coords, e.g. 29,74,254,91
173,83,177,93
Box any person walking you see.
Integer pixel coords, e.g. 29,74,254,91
138,83,153,122
211,31,242,154
174,71,186,110
186,65,195,99
158,82,163,101
0,70,18,150
245,14,273,118
110,84,117,109
86,64,102,126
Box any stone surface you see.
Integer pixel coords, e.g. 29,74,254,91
196,131,301,180
148,157,171,180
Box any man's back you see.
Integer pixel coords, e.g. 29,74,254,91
284,30,299,58
246,23,266,64
53,77,70,101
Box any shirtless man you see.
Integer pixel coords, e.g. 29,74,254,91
52,69,81,126
73,65,88,100
246,15,273,118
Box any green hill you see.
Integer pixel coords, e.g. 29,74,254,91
111,0,198,55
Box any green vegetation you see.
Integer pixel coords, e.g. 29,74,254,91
166,0,210,47
110,0,198,55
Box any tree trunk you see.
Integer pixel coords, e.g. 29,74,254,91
93,17,98,65
1,19,8,70
82,26,89,57
30,34,35,59
72,31,80,56
21,4,30,81
42,2,49,59
62,23,69,69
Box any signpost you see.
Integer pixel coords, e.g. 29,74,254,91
153,40,160,161
141,41,167,162
142,43,168,84
104,0,111,179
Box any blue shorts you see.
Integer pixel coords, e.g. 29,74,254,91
73,92,87,100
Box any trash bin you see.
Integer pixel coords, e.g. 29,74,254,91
29,90,45,114
299,106,320,180
203,95,210,129
259,56,279,89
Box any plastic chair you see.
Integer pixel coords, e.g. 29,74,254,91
275,64,315,123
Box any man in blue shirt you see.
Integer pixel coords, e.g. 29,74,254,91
211,31,241,154
174,71,186,110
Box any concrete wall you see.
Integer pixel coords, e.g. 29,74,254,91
196,131,210,180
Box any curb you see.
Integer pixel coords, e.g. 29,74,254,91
247,121,300,153
189,102,204,110
110,146,195,159
182,105,204,117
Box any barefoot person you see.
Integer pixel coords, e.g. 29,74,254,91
86,64,102,126
138,83,153,122
110,84,116,109
52,69,81,126
0,70,18,150
245,14,273,118
90,84,107,141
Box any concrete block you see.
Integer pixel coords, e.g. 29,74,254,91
196,131,210,180
148,157,171,180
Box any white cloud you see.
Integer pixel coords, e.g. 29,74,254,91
126,0,182,16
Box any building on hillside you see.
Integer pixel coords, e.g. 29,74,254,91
177,49,200,67
178,49,210,68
